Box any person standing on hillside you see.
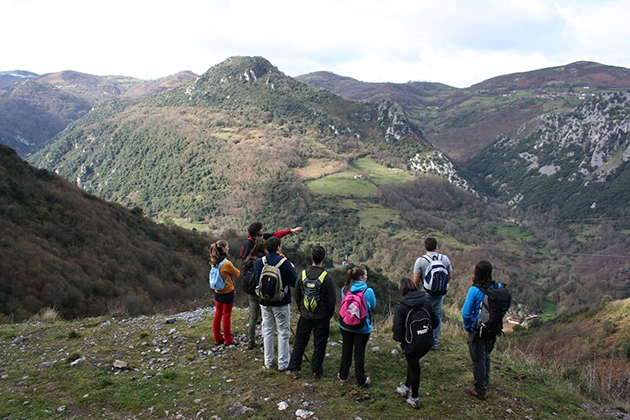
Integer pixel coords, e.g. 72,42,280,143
254,236,298,371
209,240,240,345
392,277,440,409
286,246,336,379
461,260,502,399
242,237,266,350
337,266,376,387
240,221,302,262
412,237,453,350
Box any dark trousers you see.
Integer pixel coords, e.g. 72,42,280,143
288,316,330,375
405,346,431,398
468,331,495,395
339,329,370,386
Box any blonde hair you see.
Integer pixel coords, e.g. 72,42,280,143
344,266,366,293
209,240,228,266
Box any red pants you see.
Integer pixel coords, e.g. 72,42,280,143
213,301,234,344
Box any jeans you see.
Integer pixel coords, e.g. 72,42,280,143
426,293,444,348
261,304,291,370
468,331,495,395
247,294,261,344
288,316,331,375
213,301,234,344
339,329,370,386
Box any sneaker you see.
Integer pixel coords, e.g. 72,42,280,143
286,370,300,379
406,396,420,409
337,373,347,383
361,376,371,387
395,383,410,398
464,387,487,400
312,372,322,379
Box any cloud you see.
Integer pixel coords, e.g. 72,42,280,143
1,0,629,87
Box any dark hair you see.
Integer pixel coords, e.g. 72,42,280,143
473,260,493,288
265,236,281,253
248,221,263,237
399,277,417,296
344,266,366,293
209,240,228,266
246,237,265,261
312,246,325,264
425,237,438,252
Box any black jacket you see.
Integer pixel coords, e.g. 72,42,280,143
392,289,440,353
294,266,336,320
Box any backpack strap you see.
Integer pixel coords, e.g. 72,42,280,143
274,257,287,268
303,270,328,282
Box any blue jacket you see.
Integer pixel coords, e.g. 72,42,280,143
461,283,503,332
339,281,376,334
254,252,298,307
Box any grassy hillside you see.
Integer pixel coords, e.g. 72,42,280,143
0,305,625,419
513,298,630,406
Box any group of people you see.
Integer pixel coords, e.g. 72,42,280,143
209,224,505,410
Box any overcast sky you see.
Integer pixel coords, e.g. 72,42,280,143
2,0,629,88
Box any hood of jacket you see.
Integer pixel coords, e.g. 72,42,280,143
400,289,427,308
349,281,368,293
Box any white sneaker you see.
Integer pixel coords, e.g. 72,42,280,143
406,396,420,409
395,384,410,398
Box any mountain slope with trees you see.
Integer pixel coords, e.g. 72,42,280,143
0,70,196,157
0,144,211,321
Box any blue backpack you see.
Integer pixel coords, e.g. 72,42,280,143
209,259,227,291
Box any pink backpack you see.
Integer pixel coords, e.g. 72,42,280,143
339,288,368,330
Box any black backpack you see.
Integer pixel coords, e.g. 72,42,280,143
301,270,327,314
477,283,512,340
405,306,433,352
241,259,257,295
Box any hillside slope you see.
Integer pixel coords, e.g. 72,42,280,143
0,307,625,419
464,91,630,225
27,56,434,226
0,144,211,321
0,71,196,157
514,297,630,405
298,61,630,163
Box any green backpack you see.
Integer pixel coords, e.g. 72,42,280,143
301,270,327,314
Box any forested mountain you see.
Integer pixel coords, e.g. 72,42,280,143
0,70,196,157
28,56,435,224
1,56,628,323
299,61,630,163
466,91,630,225
0,144,211,321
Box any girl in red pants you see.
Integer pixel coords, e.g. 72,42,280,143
210,240,240,345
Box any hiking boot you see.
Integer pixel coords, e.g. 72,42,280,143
361,376,371,387
337,373,347,383
464,387,487,400
312,372,322,379
286,370,300,379
247,341,256,350
395,383,410,398
406,396,421,409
